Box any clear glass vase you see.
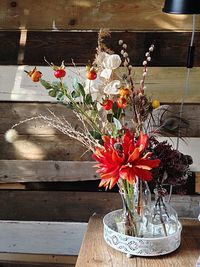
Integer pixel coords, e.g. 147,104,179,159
116,178,151,237
116,189,139,236
149,187,178,237
133,177,152,237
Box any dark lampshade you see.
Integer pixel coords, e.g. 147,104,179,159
163,0,200,14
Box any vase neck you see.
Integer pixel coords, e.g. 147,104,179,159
154,188,168,203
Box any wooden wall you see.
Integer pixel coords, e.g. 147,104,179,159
0,0,200,31
0,0,199,221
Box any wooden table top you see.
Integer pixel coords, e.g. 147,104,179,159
75,214,200,267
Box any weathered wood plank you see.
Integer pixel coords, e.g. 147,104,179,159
0,160,97,182
0,66,200,102
195,173,200,194
0,31,200,66
0,191,121,222
0,183,25,189
0,191,199,222
1,102,200,137
1,264,74,267
0,32,20,64
0,134,200,177
0,221,87,256
75,215,200,267
0,134,92,161
0,0,200,31
0,253,76,266
0,102,79,133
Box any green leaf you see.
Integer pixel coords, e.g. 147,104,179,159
52,81,61,90
112,102,122,119
48,89,57,97
107,114,113,123
85,110,97,120
71,90,80,98
56,92,65,101
40,79,52,89
85,94,93,105
89,131,103,144
75,83,85,98
113,117,122,130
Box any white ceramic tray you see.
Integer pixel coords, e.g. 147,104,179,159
103,209,182,257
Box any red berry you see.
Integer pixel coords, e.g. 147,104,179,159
54,69,66,78
116,98,126,109
86,71,97,80
101,99,113,110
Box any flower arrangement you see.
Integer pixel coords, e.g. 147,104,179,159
5,29,192,240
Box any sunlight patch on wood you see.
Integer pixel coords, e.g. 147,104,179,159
13,140,46,160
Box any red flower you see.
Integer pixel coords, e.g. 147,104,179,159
93,131,160,189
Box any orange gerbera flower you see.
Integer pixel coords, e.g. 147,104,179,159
93,131,160,189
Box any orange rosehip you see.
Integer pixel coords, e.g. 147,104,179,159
31,70,42,82
119,87,130,98
116,98,127,109
26,67,42,82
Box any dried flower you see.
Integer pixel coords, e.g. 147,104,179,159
5,129,18,143
150,139,193,188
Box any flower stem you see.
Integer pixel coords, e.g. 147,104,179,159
60,82,101,134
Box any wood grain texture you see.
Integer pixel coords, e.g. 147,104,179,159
195,173,200,194
0,160,97,182
1,102,200,136
0,191,199,222
0,134,92,161
0,220,87,256
0,264,75,267
0,156,199,183
0,32,20,64
0,0,200,31
0,31,200,66
0,263,74,267
75,215,200,267
0,191,122,222
0,253,76,266
0,66,200,103
0,183,25,189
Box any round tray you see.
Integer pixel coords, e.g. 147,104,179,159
103,209,182,257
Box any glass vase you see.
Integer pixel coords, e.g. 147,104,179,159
149,187,178,237
116,189,139,236
116,178,151,237
133,177,152,237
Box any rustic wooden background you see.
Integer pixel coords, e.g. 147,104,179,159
0,0,199,227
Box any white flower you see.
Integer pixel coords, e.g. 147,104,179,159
100,68,112,79
84,78,105,101
103,54,121,70
104,80,121,95
5,129,18,143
